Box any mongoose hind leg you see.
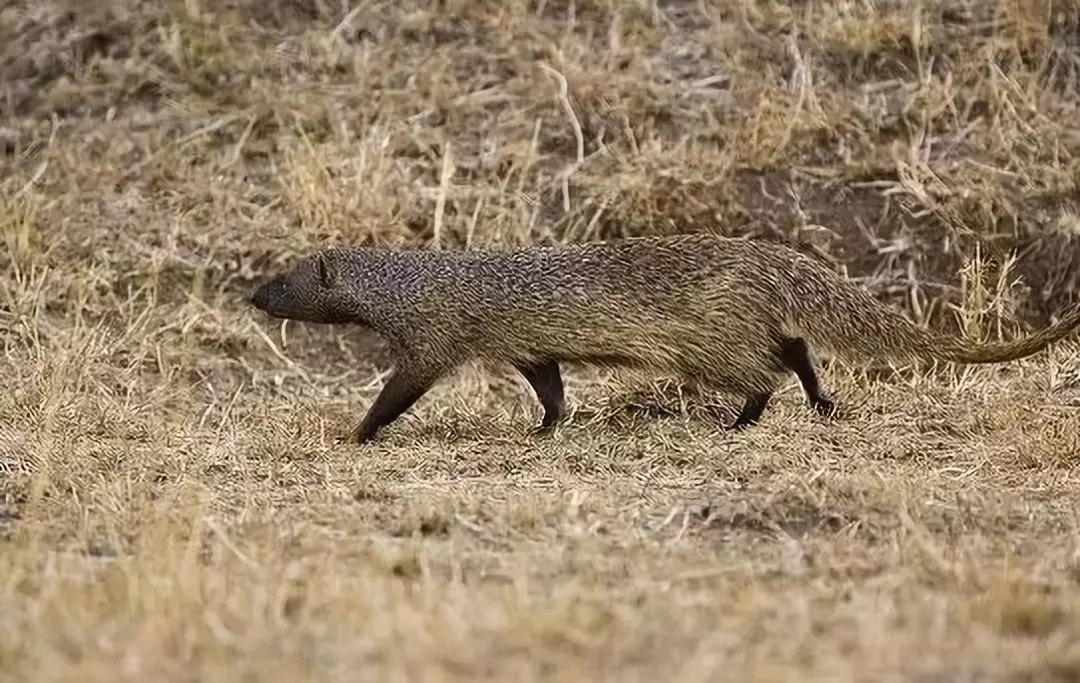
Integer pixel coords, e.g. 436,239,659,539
693,361,783,432
723,337,840,432
728,392,774,431
775,337,839,420
351,364,445,444
513,358,566,433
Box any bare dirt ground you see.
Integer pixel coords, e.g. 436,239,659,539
3,0,1080,680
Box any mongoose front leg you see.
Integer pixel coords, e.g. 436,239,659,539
728,392,773,431
513,358,566,432
776,337,839,419
351,367,441,444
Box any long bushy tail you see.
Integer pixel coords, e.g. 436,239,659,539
787,258,1080,366
930,305,1080,364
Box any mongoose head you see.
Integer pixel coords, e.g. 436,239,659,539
249,249,360,325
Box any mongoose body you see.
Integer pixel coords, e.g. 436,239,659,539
249,233,1080,443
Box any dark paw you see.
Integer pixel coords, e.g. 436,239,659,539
725,419,757,432
813,396,841,420
529,421,559,438
348,423,379,445
529,409,564,435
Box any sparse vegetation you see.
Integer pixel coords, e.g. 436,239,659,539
2,0,1080,680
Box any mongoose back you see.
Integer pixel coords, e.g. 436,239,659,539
249,233,1080,443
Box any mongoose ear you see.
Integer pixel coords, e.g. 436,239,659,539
316,253,338,287
315,256,330,287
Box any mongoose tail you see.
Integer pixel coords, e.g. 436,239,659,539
930,305,1080,363
788,257,1080,368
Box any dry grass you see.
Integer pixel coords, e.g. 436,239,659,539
3,0,1080,680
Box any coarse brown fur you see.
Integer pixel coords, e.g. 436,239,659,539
249,233,1080,444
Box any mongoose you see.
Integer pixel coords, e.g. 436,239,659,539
249,233,1080,444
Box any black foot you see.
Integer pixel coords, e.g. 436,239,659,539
726,392,772,431
528,421,559,438
348,364,441,446
776,337,845,423
514,358,566,434
813,395,840,419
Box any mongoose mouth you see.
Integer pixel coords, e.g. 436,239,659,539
249,278,292,319
249,276,338,324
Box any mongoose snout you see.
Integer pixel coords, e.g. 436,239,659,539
249,254,342,325
248,234,1080,445
249,277,287,316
